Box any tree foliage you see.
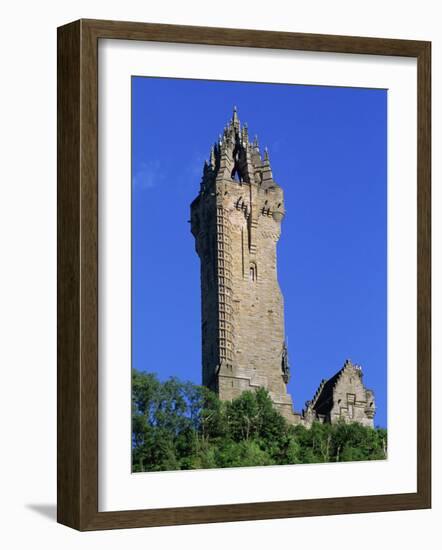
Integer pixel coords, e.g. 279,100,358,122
132,369,387,472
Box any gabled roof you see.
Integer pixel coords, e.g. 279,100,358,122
312,368,344,416
308,359,360,416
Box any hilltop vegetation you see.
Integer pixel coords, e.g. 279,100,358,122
132,369,387,472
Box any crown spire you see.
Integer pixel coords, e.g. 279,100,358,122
199,108,277,187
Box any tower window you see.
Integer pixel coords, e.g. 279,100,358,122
249,263,257,282
348,404,354,419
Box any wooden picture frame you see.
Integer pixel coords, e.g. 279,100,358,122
57,18,431,531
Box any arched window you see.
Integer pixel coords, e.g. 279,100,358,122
249,263,257,282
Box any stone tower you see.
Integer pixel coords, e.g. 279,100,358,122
190,108,297,422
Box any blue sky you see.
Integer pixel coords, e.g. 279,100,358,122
132,77,387,428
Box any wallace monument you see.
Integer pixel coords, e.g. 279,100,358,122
191,108,375,427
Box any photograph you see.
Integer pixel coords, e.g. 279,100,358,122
131,76,388,472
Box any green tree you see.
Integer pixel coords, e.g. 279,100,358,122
131,369,387,472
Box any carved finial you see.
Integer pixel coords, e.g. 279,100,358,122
232,105,239,128
264,146,269,160
210,145,216,167
241,124,249,143
281,341,290,384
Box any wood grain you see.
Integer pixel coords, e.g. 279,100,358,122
57,20,81,529
57,19,431,531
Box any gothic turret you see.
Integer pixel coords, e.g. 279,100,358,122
195,107,282,196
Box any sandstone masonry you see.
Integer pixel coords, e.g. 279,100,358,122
191,108,375,428
303,359,375,427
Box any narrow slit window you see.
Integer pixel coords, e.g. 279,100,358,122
249,263,257,282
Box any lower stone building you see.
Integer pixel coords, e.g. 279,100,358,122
303,360,376,428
